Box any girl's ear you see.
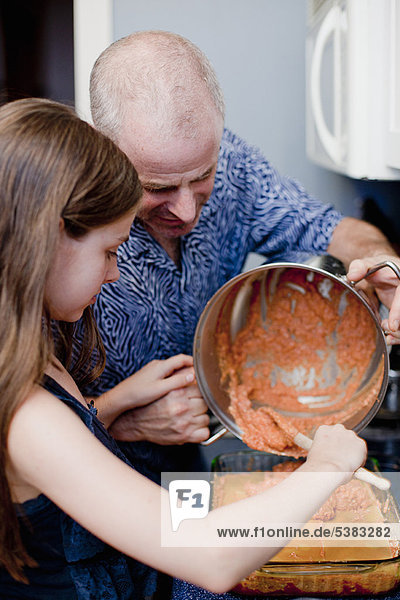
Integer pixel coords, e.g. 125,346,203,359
59,217,65,232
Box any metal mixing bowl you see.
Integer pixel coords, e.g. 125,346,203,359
193,257,390,446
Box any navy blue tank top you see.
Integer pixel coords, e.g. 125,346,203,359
0,376,157,599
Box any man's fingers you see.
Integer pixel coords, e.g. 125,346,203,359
185,396,209,416
388,285,400,331
180,413,211,443
187,426,210,443
347,258,369,282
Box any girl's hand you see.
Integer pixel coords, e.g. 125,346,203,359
116,354,196,408
303,424,367,484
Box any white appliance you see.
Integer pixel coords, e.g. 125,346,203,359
306,0,400,180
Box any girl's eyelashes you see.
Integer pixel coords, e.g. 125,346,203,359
107,250,118,259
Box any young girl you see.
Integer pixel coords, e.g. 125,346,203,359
0,98,367,599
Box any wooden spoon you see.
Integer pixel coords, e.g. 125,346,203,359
294,431,391,491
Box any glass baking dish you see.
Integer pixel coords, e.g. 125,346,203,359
211,451,400,596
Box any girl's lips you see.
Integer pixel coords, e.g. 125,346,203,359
90,292,100,304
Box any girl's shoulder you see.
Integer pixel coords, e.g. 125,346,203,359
11,379,87,430
7,384,85,503
7,382,92,478
12,382,67,424
8,380,94,460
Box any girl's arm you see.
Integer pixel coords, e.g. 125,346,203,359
8,389,366,594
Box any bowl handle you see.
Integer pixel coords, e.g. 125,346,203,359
201,426,228,446
350,260,400,284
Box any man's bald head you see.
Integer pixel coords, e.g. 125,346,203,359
90,30,225,144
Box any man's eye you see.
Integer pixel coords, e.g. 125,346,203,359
197,172,212,182
145,186,176,194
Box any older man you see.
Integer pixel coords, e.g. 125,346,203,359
86,30,398,480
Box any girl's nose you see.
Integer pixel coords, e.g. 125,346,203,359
105,262,120,284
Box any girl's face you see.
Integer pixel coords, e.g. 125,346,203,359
45,212,134,322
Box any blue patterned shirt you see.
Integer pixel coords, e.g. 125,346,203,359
87,128,342,397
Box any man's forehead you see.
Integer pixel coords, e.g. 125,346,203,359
140,163,216,188
119,104,223,158
119,124,222,183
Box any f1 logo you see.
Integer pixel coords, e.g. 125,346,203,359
169,480,210,531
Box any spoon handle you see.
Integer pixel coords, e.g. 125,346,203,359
293,432,391,491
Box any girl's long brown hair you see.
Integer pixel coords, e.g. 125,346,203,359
0,98,142,582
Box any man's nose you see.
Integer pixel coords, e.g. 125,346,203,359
168,187,197,223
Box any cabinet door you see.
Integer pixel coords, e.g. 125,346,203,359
387,0,400,170
73,0,112,123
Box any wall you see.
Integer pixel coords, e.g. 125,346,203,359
111,0,400,242
1,1,398,236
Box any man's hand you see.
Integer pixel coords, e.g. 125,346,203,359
347,255,400,344
98,353,210,444
109,384,210,444
328,218,400,342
